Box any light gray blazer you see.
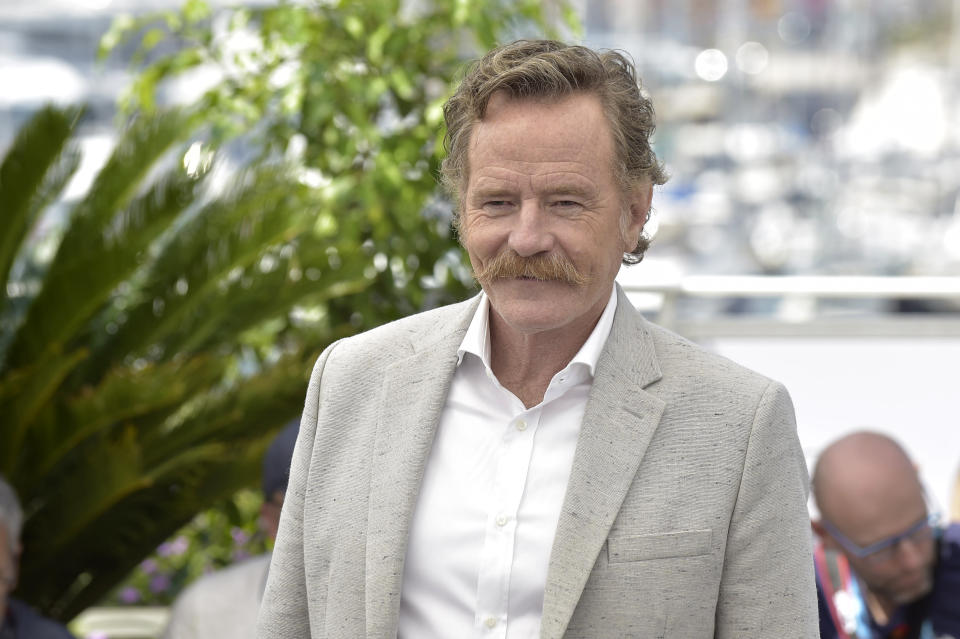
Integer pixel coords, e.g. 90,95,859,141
257,286,819,638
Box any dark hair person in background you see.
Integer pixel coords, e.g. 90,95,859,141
257,40,817,638
162,419,299,639
812,431,960,639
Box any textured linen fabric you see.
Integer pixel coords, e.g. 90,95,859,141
397,288,616,638
163,554,271,639
256,285,819,639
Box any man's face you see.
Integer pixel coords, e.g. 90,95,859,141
259,490,285,543
824,492,936,606
842,525,935,606
460,92,650,338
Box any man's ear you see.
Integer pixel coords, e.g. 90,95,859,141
622,183,653,251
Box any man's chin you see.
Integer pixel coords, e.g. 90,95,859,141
888,575,934,605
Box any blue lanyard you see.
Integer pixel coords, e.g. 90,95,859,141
846,574,872,638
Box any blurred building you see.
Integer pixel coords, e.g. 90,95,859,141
579,0,960,292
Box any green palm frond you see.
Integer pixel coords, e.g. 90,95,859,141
76,167,310,379
0,347,87,475
30,355,227,479
17,349,312,619
32,445,265,620
0,109,320,618
140,349,313,465
0,105,80,293
167,264,370,356
5,160,207,372
69,108,200,230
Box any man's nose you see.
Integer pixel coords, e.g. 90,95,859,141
507,200,554,257
895,536,928,571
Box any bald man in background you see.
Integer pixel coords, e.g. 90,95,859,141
811,432,960,639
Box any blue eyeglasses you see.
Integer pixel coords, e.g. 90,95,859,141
821,513,940,564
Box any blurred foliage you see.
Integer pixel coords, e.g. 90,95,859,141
1,0,576,622
99,0,578,324
0,105,315,621
103,489,269,606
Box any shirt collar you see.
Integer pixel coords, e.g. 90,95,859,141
456,285,618,379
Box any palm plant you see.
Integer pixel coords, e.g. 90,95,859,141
0,105,351,619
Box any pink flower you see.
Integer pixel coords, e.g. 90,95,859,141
149,574,171,593
157,535,188,557
119,586,141,604
231,527,249,546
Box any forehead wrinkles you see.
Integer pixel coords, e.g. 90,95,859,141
471,122,609,165
464,94,618,203
532,171,600,197
470,165,601,195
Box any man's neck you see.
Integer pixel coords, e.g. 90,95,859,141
488,310,601,409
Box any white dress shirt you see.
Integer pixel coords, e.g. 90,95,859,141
397,287,617,639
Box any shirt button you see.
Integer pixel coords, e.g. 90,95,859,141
496,515,508,527
516,419,527,431
485,617,497,628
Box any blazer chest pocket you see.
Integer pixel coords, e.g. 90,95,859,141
607,529,712,563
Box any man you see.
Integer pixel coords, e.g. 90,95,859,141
162,420,299,639
0,476,75,639
258,40,817,638
812,432,960,639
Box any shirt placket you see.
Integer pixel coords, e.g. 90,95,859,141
475,404,542,637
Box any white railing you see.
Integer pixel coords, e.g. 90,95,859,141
618,275,960,337
626,274,960,298
71,607,168,639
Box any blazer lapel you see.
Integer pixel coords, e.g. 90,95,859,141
364,297,480,639
540,286,666,639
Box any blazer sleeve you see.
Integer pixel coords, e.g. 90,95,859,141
714,380,820,638
256,343,338,639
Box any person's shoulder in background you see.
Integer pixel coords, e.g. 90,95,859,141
163,554,272,639
6,597,76,639
930,522,960,635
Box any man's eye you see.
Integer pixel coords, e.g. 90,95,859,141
552,200,583,209
484,200,513,209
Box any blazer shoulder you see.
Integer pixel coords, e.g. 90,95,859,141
641,317,780,395
323,295,479,365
